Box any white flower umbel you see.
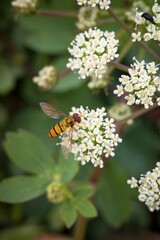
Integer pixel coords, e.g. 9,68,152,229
132,0,160,43
12,0,37,14
33,65,58,91
67,27,119,79
77,0,111,11
114,58,160,109
76,6,99,31
127,162,160,212
59,106,122,168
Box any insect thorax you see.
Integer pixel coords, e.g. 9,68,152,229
65,116,75,127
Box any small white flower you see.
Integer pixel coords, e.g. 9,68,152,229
152,1,160,14
11,0,37,14
128,161,160,212
132,32,142,42
67,27,119,80
33,65,58,91
59,106,122,168
138,194,147,202
114,58,160,108
127,177,138,188
77,0,111,10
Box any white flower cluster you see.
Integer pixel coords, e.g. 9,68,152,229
114,58,160,109
60,106,122,168
33,65,58,91
77,0,111,11
67,28,119,79
76,6,99,31
127,162,160,212
132,0,160,42
11,0,37,14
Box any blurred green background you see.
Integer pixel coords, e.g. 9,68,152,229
0,0,160,239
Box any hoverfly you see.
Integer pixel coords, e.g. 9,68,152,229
39,102,81,158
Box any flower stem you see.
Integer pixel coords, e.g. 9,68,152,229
60,68,72,78
37,9,77,17
108,8,160,62
119,103,158,125
74,216,88,240
109,61,129,72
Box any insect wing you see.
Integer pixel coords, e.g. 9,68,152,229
61,128,73,159
40,102,67,119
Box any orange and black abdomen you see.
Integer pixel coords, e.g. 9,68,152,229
48,119,68,137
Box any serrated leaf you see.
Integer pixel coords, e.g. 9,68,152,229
60,201,77,228
3,129,55,177
56,150,79,184
76,198,97,218
0,176,50,203
72,184,94,198
95,161,131,228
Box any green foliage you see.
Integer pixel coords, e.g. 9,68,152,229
60,184,97,228
3,129,55,177
95,161,132,228
17,15,76,54
0,176,49,203
0,0,160,238
55,150,79,184
60,201,77,228
0,225,43,240
75,198,97,218
0,63,17,95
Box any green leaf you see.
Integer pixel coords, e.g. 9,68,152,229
0,63,16,95
116,121,160,176
75,198,97,218
18,15,76,54
0,176,50,203
72,184,94,198
95,161,131,228
3,129,55,177
56,150,79,184
60,201,77,228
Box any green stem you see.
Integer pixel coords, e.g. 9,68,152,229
74,216,88,240
108,8,160,62
37,9,77,17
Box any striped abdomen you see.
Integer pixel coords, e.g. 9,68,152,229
48,118,68,137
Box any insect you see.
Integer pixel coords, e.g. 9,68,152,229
141,12,156,25
39,102,81,158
